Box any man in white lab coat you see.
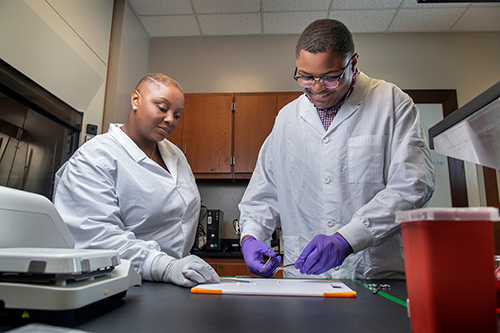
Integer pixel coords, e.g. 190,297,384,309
238,19,435,279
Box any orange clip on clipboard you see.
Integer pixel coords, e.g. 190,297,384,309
191,278,357,298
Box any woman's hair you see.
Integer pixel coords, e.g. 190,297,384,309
295,19,355,58
135,73,183,93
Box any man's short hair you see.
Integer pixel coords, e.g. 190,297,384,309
136,73,183,93
296,19,355,59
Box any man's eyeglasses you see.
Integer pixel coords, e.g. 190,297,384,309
294,55,355,89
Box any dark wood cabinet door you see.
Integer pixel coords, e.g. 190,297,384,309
233,94,278,176
166,118,183,148
183,93,233,177
276,92,303,111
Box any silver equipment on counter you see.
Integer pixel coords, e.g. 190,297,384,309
429,80,500,170
0,185,141,312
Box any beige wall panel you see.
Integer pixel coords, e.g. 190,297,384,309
148,32,500,108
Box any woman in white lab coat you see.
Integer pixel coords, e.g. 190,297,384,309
53,73,219,287
239,19,435,280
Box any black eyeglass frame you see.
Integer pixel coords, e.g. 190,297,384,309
293,54,356,89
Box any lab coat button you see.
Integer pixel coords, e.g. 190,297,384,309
323,137,330,144
324,177,331,184
176,184,180,189
327,220,335,227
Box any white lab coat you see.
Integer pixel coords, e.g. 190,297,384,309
53,124,201,281
239,72,435,279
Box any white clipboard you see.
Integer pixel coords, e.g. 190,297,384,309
191,278,357,298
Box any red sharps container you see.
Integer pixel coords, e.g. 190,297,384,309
396,207,499,333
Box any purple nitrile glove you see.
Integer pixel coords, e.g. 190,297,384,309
241,237,281,278
294,234,351,275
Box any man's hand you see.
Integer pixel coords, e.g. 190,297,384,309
295,234,351,275
241,236,281,277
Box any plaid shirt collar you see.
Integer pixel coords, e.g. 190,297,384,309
305,68,359,130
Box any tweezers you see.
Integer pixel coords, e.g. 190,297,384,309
259,249,273,273
259,249,296,274
273,262,295,274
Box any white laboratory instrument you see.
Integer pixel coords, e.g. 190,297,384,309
429,80,500,170
0,185,141,312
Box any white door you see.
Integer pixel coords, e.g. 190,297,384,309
418,103,452,208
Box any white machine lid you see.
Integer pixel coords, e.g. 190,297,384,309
0,186,75,249
0,248,120,274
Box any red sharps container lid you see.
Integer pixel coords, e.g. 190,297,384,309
395,207,500,223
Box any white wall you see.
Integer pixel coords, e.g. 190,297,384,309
353,32,500,108
102,0,149,131
0,0,114,144
148,32,500,108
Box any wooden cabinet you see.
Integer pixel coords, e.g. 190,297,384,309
171,93,233,178
233,92,302,178
170,91,302,179
166,114,183,147
233,93,278,177
277,92,303,110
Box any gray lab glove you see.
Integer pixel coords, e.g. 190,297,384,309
151,254,220,287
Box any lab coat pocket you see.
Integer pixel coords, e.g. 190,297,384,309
348,135,385,183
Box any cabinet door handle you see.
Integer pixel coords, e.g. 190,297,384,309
184,143,187,155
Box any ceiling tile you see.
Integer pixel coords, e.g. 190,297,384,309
131,0,500,36
400,0,468,8
452,7,500,32
331,0,402,10
192,0,260,14
198,13,261,35
262,0,331,12
141,15,200,37
330,10,397,33
128,0,192,15
388,8,465,32
263,12,327,34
